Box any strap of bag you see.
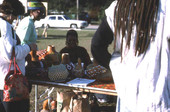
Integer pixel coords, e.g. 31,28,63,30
5,30,22,81
11,27,22,75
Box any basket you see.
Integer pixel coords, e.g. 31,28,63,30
86,64,107,78
48,64,69,82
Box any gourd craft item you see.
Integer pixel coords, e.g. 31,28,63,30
61,53,74,77
75,58,83,70
74,58,84,78
27,50,43,68
30,50,39,61
48,64,69,82
37,45,61,67
61,53,70,64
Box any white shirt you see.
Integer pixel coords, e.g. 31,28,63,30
106,0,170,111
0,18,30,90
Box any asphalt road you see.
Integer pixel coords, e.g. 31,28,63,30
85,24,99,30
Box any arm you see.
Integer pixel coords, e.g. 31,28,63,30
0,21,30,62
80,47,92,67
91,17,113,69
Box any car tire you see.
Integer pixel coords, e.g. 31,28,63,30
70,24,78,29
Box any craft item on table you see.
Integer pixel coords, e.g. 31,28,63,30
30,50,39,61
95,69,113,82
75,58,83,70
37,45,61,67
37,49,47,60
73,58,84,78
26,51,44,68
61,53,75,78
25,53,49,80
86,64,107,79
61,53,70,64
48,64,69,82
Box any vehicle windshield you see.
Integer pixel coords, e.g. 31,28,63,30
64,15,71,20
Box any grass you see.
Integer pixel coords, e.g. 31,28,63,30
36,28,114,57
29,28,116,112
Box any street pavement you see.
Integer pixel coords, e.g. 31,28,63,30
85,24,99,30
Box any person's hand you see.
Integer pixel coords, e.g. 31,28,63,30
29,43,37,51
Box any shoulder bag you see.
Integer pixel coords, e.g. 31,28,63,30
3,47,29,102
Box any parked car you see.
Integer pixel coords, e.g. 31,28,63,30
35,15,88,29
79,12,91,24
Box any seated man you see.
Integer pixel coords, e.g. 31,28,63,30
60,29,92,69
57,30,92,112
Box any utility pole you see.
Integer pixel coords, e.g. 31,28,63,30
76,0,79,20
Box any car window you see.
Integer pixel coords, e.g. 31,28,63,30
58,16,64,20
63,15,71,20
49,16,56,20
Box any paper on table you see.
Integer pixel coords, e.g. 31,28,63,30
66,78,95,86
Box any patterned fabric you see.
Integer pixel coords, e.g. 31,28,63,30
86,65,107,78
88,81,115,90
3,53,29,102
3,72,29,102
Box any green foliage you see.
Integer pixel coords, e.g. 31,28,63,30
48,0,114,20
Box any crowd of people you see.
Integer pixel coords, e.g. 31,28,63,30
0,0,169,112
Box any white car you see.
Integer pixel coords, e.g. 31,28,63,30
35,15,88,29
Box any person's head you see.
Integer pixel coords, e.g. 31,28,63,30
66,30,79,48
27,1,46,21
0,0,25,23
114,0,159,57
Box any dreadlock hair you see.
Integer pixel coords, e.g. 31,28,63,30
114,0,159,57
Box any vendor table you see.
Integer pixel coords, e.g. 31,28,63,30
29,79,117,112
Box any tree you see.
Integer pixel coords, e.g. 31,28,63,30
47,0,114,20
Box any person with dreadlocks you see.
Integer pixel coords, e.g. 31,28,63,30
91,0,170,111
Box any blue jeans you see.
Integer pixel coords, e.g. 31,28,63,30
0,90,30,112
